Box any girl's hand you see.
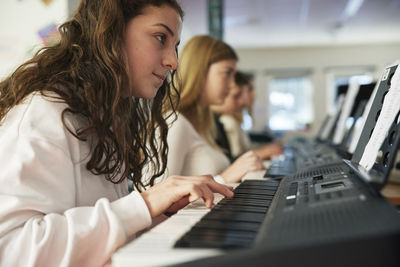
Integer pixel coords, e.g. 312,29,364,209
221,150,265,183
141,175,234,218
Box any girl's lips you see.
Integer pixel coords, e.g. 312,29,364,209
153,73,166,81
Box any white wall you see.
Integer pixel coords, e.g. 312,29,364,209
0,0,204,79
0,0,68,78
178,0,208,49
235,43,400,137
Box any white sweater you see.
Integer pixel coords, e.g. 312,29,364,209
149,113,230,184
0,93,152,267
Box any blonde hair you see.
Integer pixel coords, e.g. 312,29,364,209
173,35,238,146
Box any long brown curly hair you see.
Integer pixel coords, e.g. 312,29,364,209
0,0,183,191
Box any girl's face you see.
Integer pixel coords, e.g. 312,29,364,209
124,5,182,98
202,59,237,106
246,81,256,107
240,84,252,108
221,84,244,114
240,81,256,108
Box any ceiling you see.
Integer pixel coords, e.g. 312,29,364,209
181,0,400,49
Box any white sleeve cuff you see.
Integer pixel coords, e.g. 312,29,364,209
110,191,152,237
213,174,226,184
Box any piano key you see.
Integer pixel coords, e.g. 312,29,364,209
194,220,261,232
218,198,272,207
202,210,266,223
231,193,275,201
176,231,255,248
212,203,269,213
234,188,278,196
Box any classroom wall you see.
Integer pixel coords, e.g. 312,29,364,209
0,0,68,79
235,43,400,137
2,0,399,142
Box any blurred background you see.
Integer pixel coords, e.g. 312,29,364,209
1,0,400,139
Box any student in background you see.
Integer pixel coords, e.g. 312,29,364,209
151,35,265,185
240,72,256,130
211,72,249,159
240,72,279,144
0,1,234,266
212,71,283,160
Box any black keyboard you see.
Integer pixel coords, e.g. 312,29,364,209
174,179,280,249
264,157,296,178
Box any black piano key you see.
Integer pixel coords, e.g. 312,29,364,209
203,210,266,223
235,184,279,190
184,228,256,241
232,193,275,201
177,232,255,248
234,188,277,196
241,180,280,187
194,220,261,232
176,232,254,248
218,198,271,207
213,203,268,213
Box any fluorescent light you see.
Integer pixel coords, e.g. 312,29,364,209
343,0,364,18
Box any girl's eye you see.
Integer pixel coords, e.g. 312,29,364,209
156,34,166,44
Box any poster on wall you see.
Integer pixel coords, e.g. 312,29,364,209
0,0,67,78
38,23,60,46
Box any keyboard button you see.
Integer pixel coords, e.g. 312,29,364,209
313,175,324,181
288,182,298,196
286,197,296,206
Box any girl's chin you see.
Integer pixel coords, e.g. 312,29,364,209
130,87,159,99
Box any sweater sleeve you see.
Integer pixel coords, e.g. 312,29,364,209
0,133,151,267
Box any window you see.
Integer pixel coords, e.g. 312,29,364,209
325,66,375,113
268,77,314,131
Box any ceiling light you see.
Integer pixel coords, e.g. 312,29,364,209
343,0,364,19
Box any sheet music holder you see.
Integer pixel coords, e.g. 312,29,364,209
319,93,345,141
353,64,398,164
331,82,377,157
333,81,360,144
